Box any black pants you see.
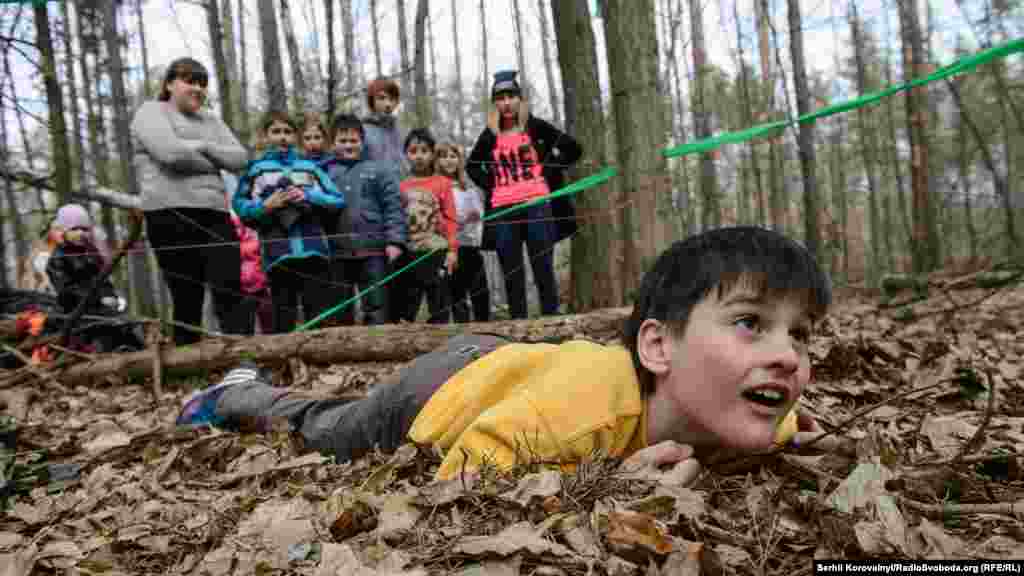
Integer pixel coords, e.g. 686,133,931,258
268,258,333,333
329,256,389,326
388,250,449,324
449,246,490,323
145,208,250,345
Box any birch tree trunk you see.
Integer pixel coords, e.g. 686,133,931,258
552,0,622,310
370,0,382,78
412,0,429,126
450,0,465,143
602,0,676,296
236,0,251,146
340,0,355,96
279,0,307,110
34,1,72,206
672,0,691,233
397,0,409,81
536,0,561,127
325,0,337,119
258,0,287,112
427,12,438,125
688,0,719,230
61,0,86,191
786,0,820,259
735,0,764,227
479,0,488,98
512,0,527,97
134,0,150,95
756,0,784,233
850,6,883,287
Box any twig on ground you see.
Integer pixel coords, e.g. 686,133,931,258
951,368,998,468
900,496,1024,520
0,343,67,393
149,324,164,399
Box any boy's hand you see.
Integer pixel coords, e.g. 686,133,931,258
618,441,702,486
385,245,402,262
789,409,843,453
445,250,458,275
263,189,295,213
286,186,306,203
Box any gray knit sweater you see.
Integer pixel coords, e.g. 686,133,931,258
131,100,249,212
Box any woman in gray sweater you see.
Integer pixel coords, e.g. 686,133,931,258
131,57,251,345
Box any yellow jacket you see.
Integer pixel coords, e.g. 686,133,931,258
407,341,647,480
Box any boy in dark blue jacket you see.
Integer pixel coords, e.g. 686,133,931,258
233,111,345,333
325,113,407,325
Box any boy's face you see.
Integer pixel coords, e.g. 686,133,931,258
334,128,363,160
645,282,813,452
302,126,325,154
265,120,295,152
372,93,397,115
494,92,521,122
406,140,434,175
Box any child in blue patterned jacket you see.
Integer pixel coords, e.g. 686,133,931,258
233,111,345,333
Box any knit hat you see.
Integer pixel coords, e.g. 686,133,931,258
491,70,521,100
54,204,92,230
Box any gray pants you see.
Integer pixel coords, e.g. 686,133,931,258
215,334,510,463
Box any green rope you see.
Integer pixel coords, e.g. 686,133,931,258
663,37,1024,159
295,167,618,331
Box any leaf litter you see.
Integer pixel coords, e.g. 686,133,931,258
1,277,1023,574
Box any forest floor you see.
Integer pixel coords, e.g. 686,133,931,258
1,269,1023,576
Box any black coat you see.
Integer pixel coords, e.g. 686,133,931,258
466,115,583,250
45,244,116,313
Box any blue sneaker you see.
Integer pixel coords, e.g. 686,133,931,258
175,363,261,427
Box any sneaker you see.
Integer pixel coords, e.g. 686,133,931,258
175,363,261,427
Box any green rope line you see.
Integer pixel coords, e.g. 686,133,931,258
295,167,618,331
663,37,1024,159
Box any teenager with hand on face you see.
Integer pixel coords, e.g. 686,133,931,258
389,129,458,324
233,111,344,334
435,141,490,323
177,226,836,484
324,114,407,326
467,70,582,319
131,57,251,345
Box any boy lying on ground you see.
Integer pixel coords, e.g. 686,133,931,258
176,226,834,482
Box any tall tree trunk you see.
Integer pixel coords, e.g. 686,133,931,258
850,6,883,287
34,1,72,206
756,0,784,233
237,0,251,146
135,0,150,95
450,0,465,143
340,0,355,96
661,0,686,229
672,0,691,234
897,0,937,274
603,0,676,295
479,0,488,100
688,0,719,230
207,0,235,130
258,0,287,112
279,0,307,110
735,0,763,227
512,0,527,97
0,84,23,289
427,12,438,125
221,0,240,129
103,1,151,316
81,5,118,262
956,95,977,266
412,0,429,126
62,0,86,192
324,0,337,120
882,29,910,269
370,0,383,78
786,0,820,259
536,0,561,127
552,0,621,310
397,0,409,81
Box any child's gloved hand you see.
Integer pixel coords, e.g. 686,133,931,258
618,440,702,486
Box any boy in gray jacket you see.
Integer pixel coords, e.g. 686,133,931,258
327,114,407,325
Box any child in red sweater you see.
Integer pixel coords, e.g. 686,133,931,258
389,128,458,324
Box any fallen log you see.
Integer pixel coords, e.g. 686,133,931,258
55,307,633,386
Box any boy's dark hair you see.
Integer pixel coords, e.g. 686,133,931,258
159,57,209,101
366,77,401,109
404,128,436,151
330,113,365,140
623,226,832,394
260,110,296,133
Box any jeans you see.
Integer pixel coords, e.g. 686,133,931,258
493,203,558,318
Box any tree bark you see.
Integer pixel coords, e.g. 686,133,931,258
955,87,977,266
258,0,287,112
237,0,251,147
34,1,72,206
536,0,561,127
134,0,150,95
786,0,820,259
278,0,307,110
324,0,337,119
450,0,465,143
412,0,429,126
603,0,676,298
688,0,719,230
512,0,527,97
897,0,938,274
220,0,239,117
397,0,409,82
206,0,235,130
340,0,355,96
479,0,488,100
56,308,633,385
370,0,382,78
733,0,763,227
427,11,438,125
850,6,883,287
755,0,784,233
552,0,621,311
672,0,691,234
62,0,87,197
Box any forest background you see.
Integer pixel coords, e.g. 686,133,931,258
0,0,1021,325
